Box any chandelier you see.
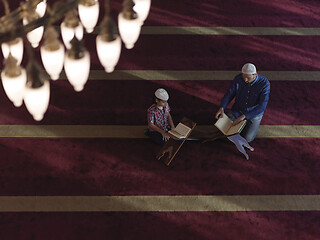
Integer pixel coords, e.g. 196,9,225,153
0,0,151,120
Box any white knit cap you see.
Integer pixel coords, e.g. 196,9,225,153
155,88,169,101
242,63,256,74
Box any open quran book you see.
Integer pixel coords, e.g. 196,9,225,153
168,123,192,139
214,112,246,136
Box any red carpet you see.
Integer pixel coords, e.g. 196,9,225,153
19,35,320,71
145,0,320,27
87,0,320,27
0,80,319,125
1,0,320,239
1,212,320,240
1,138,320,196
87,35,320,71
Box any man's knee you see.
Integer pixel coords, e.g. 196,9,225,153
241,126,259,143
245,134,256,143
242,115,263,142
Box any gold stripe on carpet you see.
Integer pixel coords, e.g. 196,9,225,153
0,195,320,212
58,70,320,81
89,26,320,36
0,125,319,138
140,26,320,36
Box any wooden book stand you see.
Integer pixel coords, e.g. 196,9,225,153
156,117,197,166
156,117,254,165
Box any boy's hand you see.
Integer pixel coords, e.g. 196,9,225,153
162,132,170,141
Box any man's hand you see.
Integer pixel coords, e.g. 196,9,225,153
215,107,224,119
162,132,170,141
232,115,246,126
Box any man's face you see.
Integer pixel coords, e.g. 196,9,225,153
242,73,257,84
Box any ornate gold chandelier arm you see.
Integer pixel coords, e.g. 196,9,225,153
79,0,97,7
0,0,79,44
99,0,118,42
0,0,41,26
1,0,10,15
122,0,137,20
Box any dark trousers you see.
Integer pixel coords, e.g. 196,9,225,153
145,130,166,146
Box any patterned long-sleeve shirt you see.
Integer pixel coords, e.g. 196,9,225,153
147,103,171,132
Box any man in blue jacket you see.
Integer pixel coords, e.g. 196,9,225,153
215,63,270,142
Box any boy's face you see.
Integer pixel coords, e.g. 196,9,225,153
156,99,167,107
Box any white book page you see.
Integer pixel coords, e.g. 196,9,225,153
214,113,233,135
169,123,191,138
227,121,246,135
169,130,184,139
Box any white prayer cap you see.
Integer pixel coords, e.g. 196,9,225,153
242,63,256,74
155,88,169,101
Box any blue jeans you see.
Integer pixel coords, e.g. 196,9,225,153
227,112,263,143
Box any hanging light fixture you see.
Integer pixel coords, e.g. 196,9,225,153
60,9,84,49
118,0,141,49
78,0,100,33
0,0,151,121
0,0,24,64
1,53,27,107
40,26,65,80
96,0,121,73
64,36,90,92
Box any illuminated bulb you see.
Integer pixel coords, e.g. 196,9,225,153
23,18,44,48
41,44,65,80
36,0,47,17
118,12,141,49
60,22,84,49
24,59,50,121
133,0,151,23
1,38,24,65
40,27,65,80
24,80,50,121
64,37,90,92
96,35,121,73
61,10,84,49
1,54,27,107
78,0,100,33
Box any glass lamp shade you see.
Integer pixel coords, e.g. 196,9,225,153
78,1,100,33
24,79,50,121
36,0,47,18
133,0,151,23
1,68,27,107
96,35,121,73
1,38,24,65
40,43,65,80
23,18,44,48
64,51,90,92
60,22,84,49
118,12,141,49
